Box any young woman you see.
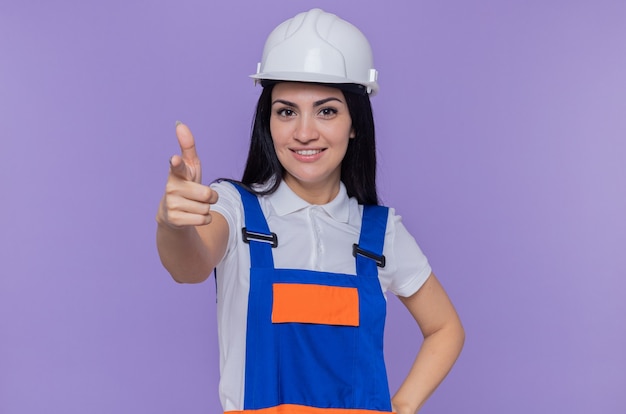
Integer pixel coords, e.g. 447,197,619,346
156,8,464,414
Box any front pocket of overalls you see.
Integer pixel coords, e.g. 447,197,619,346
271,282,360,406
271,283,360,326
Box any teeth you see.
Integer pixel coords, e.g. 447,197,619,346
296,149,321,156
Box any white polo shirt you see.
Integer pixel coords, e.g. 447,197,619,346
209,179,432,412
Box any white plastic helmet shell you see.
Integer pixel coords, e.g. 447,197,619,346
250,8,379,95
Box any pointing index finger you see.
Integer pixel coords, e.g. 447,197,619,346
173,121,202,183
175,121,199,164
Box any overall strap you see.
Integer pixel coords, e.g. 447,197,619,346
231,182,276,269
354,204,389,277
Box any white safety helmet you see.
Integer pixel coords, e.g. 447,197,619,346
250,8,379,95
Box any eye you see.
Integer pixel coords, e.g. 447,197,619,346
276,108,296,118
318,107,338,118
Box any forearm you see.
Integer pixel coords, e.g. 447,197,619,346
391,320,465,414
156,222,214,283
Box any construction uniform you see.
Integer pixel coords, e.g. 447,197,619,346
210,181,431,413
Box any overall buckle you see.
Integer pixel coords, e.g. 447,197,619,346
242,228,278,248
352,244,386,268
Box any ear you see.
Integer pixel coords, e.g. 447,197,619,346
349,127,356,139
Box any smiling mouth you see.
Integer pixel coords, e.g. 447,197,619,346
294,149,324,156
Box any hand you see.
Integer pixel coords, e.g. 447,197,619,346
156,122,219,228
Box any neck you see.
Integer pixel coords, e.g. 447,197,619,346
283,175,340,205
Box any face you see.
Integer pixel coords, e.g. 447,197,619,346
270,82,354,203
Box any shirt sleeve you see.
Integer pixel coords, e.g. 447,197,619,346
209,180,243,260
380,208,432,298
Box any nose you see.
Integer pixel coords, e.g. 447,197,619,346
294,114,319,143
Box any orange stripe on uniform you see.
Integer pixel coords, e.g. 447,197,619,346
272,283,359,326
226,404,393,414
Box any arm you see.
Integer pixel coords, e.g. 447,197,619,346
156,214,228,283
391,273,465,414
155,122,229,283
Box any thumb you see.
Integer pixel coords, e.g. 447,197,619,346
172,121,202,183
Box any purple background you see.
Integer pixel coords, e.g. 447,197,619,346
1,0,625,413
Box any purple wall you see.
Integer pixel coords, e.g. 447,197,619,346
1,1,624,413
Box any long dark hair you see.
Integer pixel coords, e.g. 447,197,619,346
240,82,379,205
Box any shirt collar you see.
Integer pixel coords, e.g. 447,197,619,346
269,180,350,223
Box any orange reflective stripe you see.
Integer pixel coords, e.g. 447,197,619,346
272,283,359,326
226,404,393,414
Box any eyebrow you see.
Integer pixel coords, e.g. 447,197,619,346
271,97,344,108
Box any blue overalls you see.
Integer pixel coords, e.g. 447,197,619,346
231,183,394,414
